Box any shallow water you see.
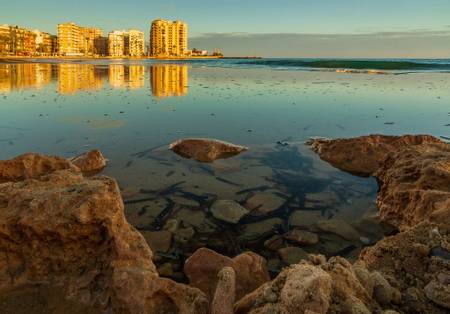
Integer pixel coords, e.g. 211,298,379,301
1,60,449,278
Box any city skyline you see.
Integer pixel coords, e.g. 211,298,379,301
1,0,450,57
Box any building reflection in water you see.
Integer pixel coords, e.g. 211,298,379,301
58,64,105,94
0,63,189,98
109,64,145,89
0,64,52,92
150,64,188,98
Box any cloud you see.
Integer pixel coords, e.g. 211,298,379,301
190,29,450,58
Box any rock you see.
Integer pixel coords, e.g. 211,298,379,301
70,149,107,174
342,296,372,314
238,218,283,242
164,218,180,232
169,138,248,162
210,200,249,224
304,190,339,210
157,263,174,277
141,230,172,253
307,134,442,176
0,152,76,183
234,263,332,314
244,192,285,215
284,229,319,245
278,247,309,265
424,280,450,309
0,156,208,313
184,248,270,301
173,208,215,233
316,219,361,242
264,235,284,251
211,267,236,314
371,272,401,306
174,226,195,244
289,210,324,228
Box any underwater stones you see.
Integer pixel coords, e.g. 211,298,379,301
284,229,319,246
238,218,283,242
70,149,107,174
169,138,248,162
264,235,284,251
173,208,215,233
141,230,172,254
289,210,324,228
304,189,339,210
278,247,309,265
184,248,270,301
244,192,285,215
174,227,195,244
316,219,361,242
210,200,249,224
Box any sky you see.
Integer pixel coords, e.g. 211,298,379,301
1,0,450,57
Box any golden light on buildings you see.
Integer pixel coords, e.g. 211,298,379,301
150,20,188,57
57,22,105,56
150,64,188,98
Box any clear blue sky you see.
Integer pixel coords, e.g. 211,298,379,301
2,0,450,57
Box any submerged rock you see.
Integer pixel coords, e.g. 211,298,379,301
284,229,319,245
169,138,248,162
244,192,285,215
210,199,249,224
278,247,309,265
184,248,270,301
316,219,361,242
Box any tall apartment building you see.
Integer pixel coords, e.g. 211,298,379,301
33,30,57,55
108,31,129,57
57,22,103,56
128,30,145,57
150,19,187,57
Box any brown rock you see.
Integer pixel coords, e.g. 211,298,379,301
424,280,450,309
264,235,284,251
141,230,172,253
184,248,270,301
157,263,174,277
70,149,107,174
316,219,361,242
210,200,249,224
245,192,285,215
0,155,208,313
284,229,319,245
211,267,236,314
308,134,441,176
234,263,332,314
278,247,309,265
0,153,75,183
169,138,248,163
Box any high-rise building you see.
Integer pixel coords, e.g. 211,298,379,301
57,22,103,56
150,19,187,57
33,30,57,56
128,30,145,57
108,31,129,57
0,25,11,55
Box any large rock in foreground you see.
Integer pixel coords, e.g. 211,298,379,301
0,155,207,313
169,138,248,162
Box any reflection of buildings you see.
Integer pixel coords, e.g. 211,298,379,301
109,64,145,89
150,19,188,57
150,64,188,97
0,64,52,92
57,64,104,94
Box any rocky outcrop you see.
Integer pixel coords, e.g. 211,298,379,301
169,138,248,162
184,248,270,301
69,149,107,175
309,134,450,230
308,134,442,176
0,153,208,313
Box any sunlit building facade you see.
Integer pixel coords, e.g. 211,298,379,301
58,22,103,56
33,30,57,56
128,30,145,57
150,64,188,97
108,31,129,57
150,19,188,57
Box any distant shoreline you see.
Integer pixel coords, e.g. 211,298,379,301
0,56,262,62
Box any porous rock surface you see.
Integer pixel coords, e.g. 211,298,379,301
0,153,207,313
